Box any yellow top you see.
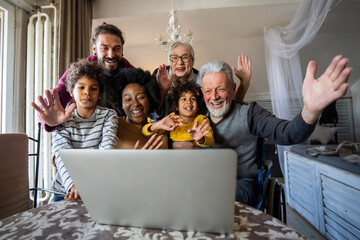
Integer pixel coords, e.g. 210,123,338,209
142,114,214,148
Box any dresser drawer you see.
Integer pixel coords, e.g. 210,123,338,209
321,174,360,239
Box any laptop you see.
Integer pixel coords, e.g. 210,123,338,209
60,149,237,234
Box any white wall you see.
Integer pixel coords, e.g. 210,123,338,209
299,33,360,88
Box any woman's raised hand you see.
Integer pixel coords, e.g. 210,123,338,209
158,64,173,95
233,54,252,102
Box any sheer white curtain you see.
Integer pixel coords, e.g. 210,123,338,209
264,0,337,173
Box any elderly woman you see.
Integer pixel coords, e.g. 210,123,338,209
107,68,169,149
153,41,252,117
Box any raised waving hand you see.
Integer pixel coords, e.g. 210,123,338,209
187,119,210,144
233,54,252,102
301,55,352,124
31,89,76,127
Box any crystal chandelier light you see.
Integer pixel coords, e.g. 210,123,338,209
154,0,193,49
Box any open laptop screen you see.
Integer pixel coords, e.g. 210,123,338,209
61,149,237,233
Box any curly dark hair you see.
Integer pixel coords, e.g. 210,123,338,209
91,22,125,46
168,80,207,115
66,59,106,94
106,68,161,116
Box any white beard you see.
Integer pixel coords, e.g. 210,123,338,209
206,100,231,118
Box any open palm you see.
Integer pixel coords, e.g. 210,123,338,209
302,55,351,124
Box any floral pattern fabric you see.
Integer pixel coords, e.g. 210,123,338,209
0,200,306,240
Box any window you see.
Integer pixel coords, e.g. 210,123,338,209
0,8,4,131
0,1,14,133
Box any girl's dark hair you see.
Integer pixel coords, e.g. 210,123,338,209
66,59,106,93
107,68,160,116
168,80,207,115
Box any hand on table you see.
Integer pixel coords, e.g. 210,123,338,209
65,185,81,201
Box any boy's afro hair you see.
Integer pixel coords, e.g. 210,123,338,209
66,59,106,93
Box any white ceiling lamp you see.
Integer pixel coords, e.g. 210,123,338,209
154,0,193,49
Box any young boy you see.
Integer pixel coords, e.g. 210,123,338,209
51,59,118,201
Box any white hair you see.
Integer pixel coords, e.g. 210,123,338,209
197,60,234,87
168,41,195,64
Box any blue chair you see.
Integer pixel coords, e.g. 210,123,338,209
255,138,286,223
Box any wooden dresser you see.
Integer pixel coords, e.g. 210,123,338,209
284,145,360,240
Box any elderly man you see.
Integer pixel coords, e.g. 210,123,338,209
198,56,351,206
31,23,135,131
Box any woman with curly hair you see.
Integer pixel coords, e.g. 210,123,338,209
142,80,214,148
107,68,168,149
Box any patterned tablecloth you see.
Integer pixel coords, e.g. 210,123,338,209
0,200,306,239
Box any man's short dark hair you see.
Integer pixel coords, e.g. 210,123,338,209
91,22,125,46
66,59,106,94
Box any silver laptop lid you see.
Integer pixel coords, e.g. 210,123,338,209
60,149,237,234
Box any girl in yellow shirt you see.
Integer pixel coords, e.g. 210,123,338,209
142,81,214,148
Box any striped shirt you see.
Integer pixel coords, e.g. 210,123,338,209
51,106,118,194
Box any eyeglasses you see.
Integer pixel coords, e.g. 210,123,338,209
169,55,192,63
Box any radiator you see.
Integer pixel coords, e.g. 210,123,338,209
25,4,58,205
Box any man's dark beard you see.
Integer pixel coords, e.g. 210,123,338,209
98,57,121,76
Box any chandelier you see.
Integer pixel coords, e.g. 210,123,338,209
154,0,193,49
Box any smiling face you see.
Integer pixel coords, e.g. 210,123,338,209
122,83,149,125
201,72,234,121
169,44,194,80
177,91,198,123
70,76,101,118
93,34,123,73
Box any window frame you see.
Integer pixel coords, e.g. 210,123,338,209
0,0,15,133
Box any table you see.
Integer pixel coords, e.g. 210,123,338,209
0,200,306,240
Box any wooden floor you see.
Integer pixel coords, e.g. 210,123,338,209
274,178,327,240
286,205,327,240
